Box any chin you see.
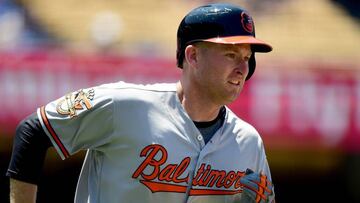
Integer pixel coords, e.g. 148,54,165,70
222,95,238,105
230,92,242,102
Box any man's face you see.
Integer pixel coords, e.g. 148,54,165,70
191,42,252,105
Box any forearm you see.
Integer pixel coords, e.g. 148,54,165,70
10,178,37,203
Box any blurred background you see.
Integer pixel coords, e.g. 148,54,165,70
0,0,359,202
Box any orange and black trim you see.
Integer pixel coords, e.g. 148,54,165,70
140,180,245,196
40,106,70,158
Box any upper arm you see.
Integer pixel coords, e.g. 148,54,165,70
37,87,115,158
6,112,52,184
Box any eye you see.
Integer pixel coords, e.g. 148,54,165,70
243,56,250,62
225,53,236,59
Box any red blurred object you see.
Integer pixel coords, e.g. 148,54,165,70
0,50,359,152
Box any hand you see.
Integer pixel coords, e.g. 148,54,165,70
239,169,273,203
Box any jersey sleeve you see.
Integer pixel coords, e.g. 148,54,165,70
37,86,114,159
240,119,276,202
256,136,276,202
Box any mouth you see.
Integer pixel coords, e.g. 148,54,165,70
228,80,241,86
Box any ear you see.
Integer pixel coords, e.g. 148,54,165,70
184,45,198,68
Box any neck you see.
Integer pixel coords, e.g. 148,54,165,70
177,81,222,122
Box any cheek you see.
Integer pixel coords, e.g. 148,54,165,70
197,54,233,81
198,57,224,77
206,65,229,81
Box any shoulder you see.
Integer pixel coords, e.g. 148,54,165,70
98,81,177,92
94,81,177,104
225,107,264,146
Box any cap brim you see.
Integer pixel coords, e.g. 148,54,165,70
203,36,272,53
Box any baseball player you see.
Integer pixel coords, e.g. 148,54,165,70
7,3,275,203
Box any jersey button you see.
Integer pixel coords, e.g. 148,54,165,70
197,135,203,141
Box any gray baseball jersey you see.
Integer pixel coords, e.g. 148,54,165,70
37,81,275,203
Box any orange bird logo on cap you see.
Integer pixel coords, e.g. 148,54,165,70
241,12,253,33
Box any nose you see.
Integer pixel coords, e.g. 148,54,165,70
235,59,249,77
235,45,251,77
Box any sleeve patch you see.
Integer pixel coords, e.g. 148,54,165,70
56,88,95,118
